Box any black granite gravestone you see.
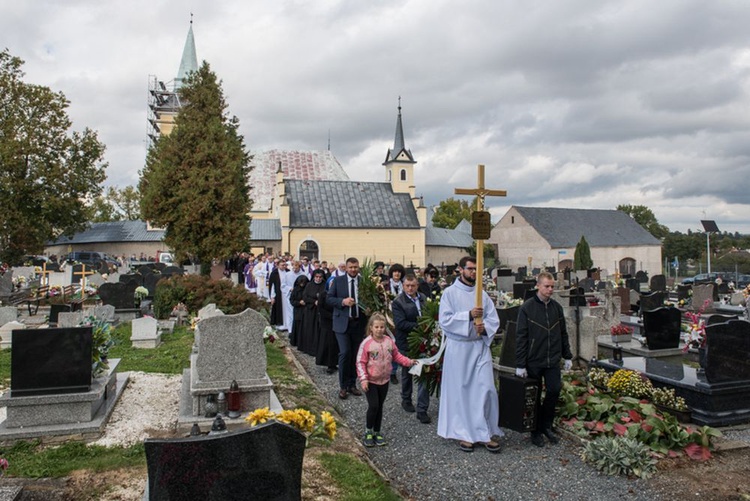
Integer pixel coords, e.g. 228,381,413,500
162,266,184,277
639,291,666,313
98,282,138,309
643,306,681,350
578,277,595,292
545,266,556,273
513,282,535,302
11,327,92,396
568,287,586,307
145,421,306,500
704,319,750,384
635,270,649,283
706,314,738,327
143,273,164,297
650,274,667,292
154,262,167,272
496,306,520,334
119,273,143,286
497,268,513,277
626,278,640,292
717,282,730,294
676,284,692,301
498,321,518,368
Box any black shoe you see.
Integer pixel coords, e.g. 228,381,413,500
417,412,431,424
401,401,416,413
531,433,545,448
390,374,399,385
338,389,348,400
348,387,362,396
542,428,560,444
326,367,337,374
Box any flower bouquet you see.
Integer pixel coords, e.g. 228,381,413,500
356,259,392,326
134,286,149,300
610,324,633,344
407,294,444,396
245,407,337,444
263,325,277,344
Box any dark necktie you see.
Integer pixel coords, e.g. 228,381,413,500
350,278,358,318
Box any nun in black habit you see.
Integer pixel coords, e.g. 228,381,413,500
299,269,326,356
289,274,309,347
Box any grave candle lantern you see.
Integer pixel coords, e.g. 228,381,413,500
227,379,241,419
612,344,623,364
217,391,227,416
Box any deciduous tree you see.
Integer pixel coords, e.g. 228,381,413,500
0,49,107,264
616,204,669,239
432,197,477,229
90,185,141,222
139,61,251,274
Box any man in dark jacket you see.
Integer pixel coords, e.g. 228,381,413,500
515,271,573,447
392,274,431,423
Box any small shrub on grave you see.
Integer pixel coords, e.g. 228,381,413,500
153,275,269,319
581,435,658,479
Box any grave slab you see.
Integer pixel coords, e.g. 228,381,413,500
131,316,161,349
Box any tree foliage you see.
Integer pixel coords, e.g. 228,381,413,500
90,185,141,222
617,204,669,239
0,49,107,264
139,61,251,272
432,197,478,229
574,236,593,270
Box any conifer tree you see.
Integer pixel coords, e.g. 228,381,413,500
574,235,593,270
140,62,251,273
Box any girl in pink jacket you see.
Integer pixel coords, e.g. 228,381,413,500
356,312,416,447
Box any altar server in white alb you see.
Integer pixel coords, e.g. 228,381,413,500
437,256,503,453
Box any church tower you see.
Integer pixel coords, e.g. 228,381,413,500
383,99,417,198
147,18,198,141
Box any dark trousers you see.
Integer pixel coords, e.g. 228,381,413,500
400,365,429,412
527,366,562,432
365,382,389,432
335,318,362,390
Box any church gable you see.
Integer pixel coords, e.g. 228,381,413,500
285,180,420,229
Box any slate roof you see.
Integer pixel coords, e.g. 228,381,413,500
248,150,350,212
512,206,662,248
50,221,166,245
250,219,281,241
285,180,420,228
423,207,472,247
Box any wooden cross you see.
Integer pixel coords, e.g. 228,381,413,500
38,262,52,286
73,264,96,290
455,164,507,325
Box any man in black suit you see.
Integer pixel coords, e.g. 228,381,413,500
326,257,365,399
392,274,431,423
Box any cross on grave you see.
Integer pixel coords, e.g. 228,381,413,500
73,264,96,290
454,164,507,329
38,262,52,286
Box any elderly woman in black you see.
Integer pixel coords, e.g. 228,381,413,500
299,269,326,356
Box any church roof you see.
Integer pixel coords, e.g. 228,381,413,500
250,219,282,241
285,180,420,229
248,150,349,212
511,206,662,248
175,22,198,89
424,207,473,247
383,103,416,165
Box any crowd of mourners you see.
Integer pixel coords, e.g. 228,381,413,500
226,252,572,453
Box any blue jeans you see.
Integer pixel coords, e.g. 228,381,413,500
400,365,429,412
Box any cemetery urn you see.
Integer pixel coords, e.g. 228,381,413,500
204,394,218,418
217,391,227,416
227,379,241,419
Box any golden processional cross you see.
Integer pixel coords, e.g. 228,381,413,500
455,164,507,325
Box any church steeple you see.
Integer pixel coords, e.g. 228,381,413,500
384,98,417,199
175,15,198,89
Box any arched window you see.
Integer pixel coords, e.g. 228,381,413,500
619,258,636,277
299,240,319,261
400,169,407,181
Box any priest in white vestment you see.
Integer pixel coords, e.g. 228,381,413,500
281,260,305,332
253,256,269,300
437,256,503,453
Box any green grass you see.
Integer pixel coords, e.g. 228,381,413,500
0,347,9,389
0,440,145,478
265,342,321,404
107,323,194,374
319,452,402,501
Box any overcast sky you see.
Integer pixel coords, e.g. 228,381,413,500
3,0,750,233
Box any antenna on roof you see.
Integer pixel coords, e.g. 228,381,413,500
327,129,331,151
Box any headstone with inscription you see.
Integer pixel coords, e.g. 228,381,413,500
643,306,681,350
650,274,667,292
692,284,716,313
639,291,665,313
98,282,138,309
704,319,750,384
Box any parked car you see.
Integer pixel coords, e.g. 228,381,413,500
65,251,119,273
682,272,739,286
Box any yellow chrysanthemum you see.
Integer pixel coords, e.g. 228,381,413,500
321,411,337,440
294,409,316,433
275,409,299,427
245,407,275,427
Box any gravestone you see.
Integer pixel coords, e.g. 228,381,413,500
635,270,649,283
49,303,73,324
643,306,681,350
639,291,665,313
154,262,167,272
198,303,225,319
587,269,601,281
616,287,632,314
119,273,142,285
98,281,138,309
650,274,667,292
676,284,692,302
496,306,520,335
568,287,586,307
58,311,85,328
706,314,738,326
87,304,116,323
563,306,603,363
497,268,513,277
0,320,24,349
625,278,640,292
496,275,515,293
596,281,608,291
704,319,750,384
730,292,746,306
498,321,517,368
158,319,175,334
717,282,730,294
143,272,164,297
86,272,106,288
578,277,595,292
0,273,13,297
162,265,184,277
188,309,273,417
0,305,18,327
144,421,305,501
692,284,716,313
131,316,161,348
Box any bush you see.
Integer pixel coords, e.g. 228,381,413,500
153,275,269,319
581,435,657,479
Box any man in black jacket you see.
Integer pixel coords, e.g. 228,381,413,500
392,274,431,423
515,271,573,447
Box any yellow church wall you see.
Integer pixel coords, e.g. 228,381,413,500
283,227,426,267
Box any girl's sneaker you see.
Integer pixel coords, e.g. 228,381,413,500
363,432,375,448
374,433,386,446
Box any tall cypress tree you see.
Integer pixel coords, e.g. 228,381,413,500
574,236,593,270
140,61,251,273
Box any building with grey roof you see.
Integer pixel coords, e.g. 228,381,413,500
489,206,663,276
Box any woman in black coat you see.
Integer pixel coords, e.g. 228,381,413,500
315,277,339,373
299,269,326,356
289,275,309,347
268,264,284,328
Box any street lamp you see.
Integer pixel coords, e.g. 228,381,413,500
700,220,719,274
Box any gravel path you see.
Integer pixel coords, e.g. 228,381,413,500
293,346,667,501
